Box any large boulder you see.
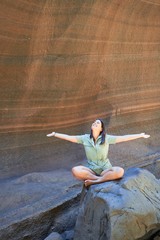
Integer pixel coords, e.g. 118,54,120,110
74,168,160,240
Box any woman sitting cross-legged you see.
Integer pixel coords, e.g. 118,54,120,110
47,119,150,187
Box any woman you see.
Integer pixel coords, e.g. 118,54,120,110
47,119,150,187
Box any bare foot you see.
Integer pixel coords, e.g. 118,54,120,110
84,179,99,187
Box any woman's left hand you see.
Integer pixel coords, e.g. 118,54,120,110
46,132,55,137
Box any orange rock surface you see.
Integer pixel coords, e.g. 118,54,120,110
0,0,159,179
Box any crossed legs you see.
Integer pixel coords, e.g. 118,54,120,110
72,165,124,187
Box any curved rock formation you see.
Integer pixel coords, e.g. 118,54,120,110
0,0,160,179
1,0,160,131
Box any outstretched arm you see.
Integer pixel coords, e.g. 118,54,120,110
46,132,78,143
115,133,150,143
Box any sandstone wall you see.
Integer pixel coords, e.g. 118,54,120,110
0,0,160,179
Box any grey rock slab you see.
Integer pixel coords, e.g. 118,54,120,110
62,230,74,240
44,232,63,240
74,168,160,240
0,169,81,240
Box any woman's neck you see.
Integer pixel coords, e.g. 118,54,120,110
92,131,100,142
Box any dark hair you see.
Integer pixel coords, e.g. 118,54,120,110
90,119,106,145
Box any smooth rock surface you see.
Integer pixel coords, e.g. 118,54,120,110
62,230,74,240
0,169,81,240
0,0,160,179
44,232,63,240
0,0,160,131
74,168,160,240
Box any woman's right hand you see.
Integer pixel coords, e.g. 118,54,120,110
46,132,78,143
46,132,55,137
140,133,150,138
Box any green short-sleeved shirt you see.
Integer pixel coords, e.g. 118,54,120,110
76,134,117,175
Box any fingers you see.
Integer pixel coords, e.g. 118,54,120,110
141,133,150,138
46,132,55,137
46,133,52,137
144,134,150,138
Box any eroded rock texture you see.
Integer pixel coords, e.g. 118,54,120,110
74,168,160,240
0,0,160,179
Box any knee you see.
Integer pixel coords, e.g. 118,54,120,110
118,167,124,178
114,167,124,179
72,166,80,176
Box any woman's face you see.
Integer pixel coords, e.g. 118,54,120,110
91,119,102,132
